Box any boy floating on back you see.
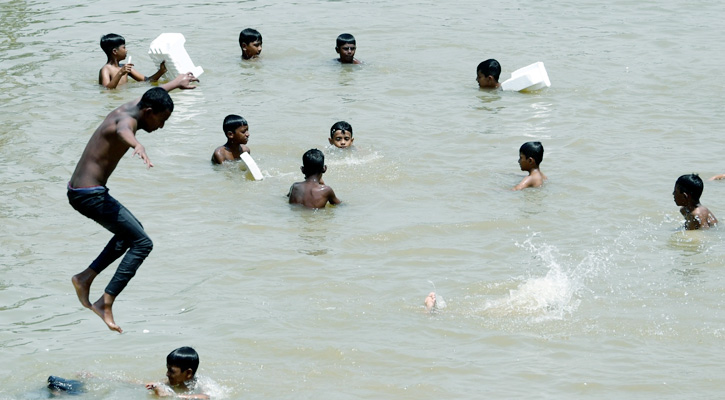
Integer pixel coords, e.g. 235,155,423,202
287,149,342,208
211,114,251,164
239,28,263,60
673,174,718,230
476,59,501,89
69,73,198,333
328,121,354,149
335,33,361,64
99,33,167,89
513,141,547,190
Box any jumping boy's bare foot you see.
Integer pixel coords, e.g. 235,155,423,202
92,294,122,333
72,269,97,309
424,292,437,313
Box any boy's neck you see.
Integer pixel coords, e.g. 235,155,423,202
107,57,121,67
304,173,324,183
527,167,540,176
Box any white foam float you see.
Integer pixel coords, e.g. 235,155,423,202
241,152,264,181
148,33,204,81
501,61,551,92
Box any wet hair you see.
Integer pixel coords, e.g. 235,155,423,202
676,174,704,202
223,114,248,133
137,87,174,113
520,141,544,165
100,33,125,57
302,148,325,176
477,59,501,82
167,347,199,375
239,28,262,47
330,121,353,138
336,33,356,48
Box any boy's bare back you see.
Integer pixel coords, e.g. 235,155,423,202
288,179,341,209
513,169,547,191
681,205,718,230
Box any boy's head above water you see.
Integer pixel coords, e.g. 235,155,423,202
335,33,357,64
100,33,126,61
239,28,263,59
223,114,249,144
302,148,326,177
329,121,354,148
518,141,543,171
674,174,703,205
476,59,501,89
166,346,199,387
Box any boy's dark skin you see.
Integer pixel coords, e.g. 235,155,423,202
70,73,198,333
146,364,209,399
211,124,250,164
673,184,718,230
99,43,167,89
287,165,341,209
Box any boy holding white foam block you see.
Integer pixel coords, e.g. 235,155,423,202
211,114,252,164
99,33,167,89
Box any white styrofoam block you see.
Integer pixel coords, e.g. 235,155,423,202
241,152,264,181
501,61,551,92
148,33,204,81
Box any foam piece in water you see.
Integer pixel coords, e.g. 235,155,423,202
501,61,551,92
148,33,204,80
241,152,264,181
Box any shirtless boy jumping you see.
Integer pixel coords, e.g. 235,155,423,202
68,73,198,333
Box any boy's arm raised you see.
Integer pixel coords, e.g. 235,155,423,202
146,61,168,82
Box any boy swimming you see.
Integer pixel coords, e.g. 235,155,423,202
98,33,167,89
69,73,198,333
146,347,209,399
673,174,718,230
328,121,354,149
211,114,251,164
335,33,361,64
513,141,547,190
476,59,501,89
239,28,263,60
287,149,342,208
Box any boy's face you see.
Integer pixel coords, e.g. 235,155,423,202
476,71,497,89
673,185,687,206
142,109,172,132
242,40,262,59
329,129,354,148
518,152,534,171
228,125,250,144
166,364,193,387
336,43,356,63
114,44,128,61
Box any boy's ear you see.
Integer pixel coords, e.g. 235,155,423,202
184,369,194,380
300,166,305,174
335,46,340,54
226,130,234,138
322,165,327,173
328,138,333,145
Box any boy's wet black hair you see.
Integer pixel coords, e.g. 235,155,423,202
167,346,200,375
336,33,356,48
138,87,174,113
239,28,262,47
330,121,353,138
303,148,325,176
100,33,125,57
676,174,704,202
223,114,248,133
520,141,544,165
476,59,501,82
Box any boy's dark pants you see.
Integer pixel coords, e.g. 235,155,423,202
67,186,152,296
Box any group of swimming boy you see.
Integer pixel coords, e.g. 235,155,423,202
62,27,720,394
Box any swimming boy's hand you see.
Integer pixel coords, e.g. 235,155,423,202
161,73,199,92
120,63,134,76
146,382,174,397
132,144,154,169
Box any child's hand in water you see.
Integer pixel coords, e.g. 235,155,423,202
146,382,175,397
